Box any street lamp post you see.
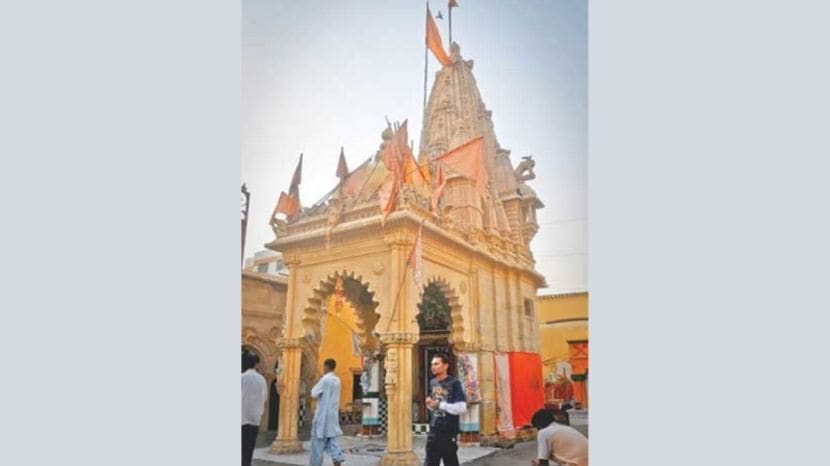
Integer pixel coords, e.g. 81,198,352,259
241,183,250,268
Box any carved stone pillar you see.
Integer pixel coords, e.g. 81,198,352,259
376,229,420,465
379,332,419,466
477,345,498,443
269,338,305,453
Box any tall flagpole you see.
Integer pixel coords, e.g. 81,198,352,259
423,1,429,113
448,1,452,47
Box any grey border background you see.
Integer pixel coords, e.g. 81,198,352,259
0,1,240,465
1,1,829,465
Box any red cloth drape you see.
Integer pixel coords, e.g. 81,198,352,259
508,352,545,428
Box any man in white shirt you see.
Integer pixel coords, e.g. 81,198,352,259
242,351,267,466
309,358,345,466
424,353,467,466
530,408,588,466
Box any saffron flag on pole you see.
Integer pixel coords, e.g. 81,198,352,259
426,6,452,66
341,158,371,198
378,120,412,221
449,0,459,8
393,120,409,181
378,173,398,222
289,153,303,203
273,191,299,218
434,136,488,197
403,149,430,197
381,121,407,179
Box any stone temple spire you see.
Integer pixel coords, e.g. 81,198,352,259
419,43,542,246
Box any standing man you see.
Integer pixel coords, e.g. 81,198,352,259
242,351,267,466
424,353,467,466
530,408,588,466
309,358,345,466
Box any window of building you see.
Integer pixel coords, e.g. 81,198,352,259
257,263,269,273
524,298,534,317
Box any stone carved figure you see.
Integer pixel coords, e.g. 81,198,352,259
325,197,344,247
270,216,288,237
515,156,536,183
373,124,394,163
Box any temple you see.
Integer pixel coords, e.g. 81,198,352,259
265,42,547,465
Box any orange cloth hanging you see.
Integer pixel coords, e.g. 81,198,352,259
508,352,545,428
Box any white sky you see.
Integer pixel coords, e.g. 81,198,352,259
242,0,586,293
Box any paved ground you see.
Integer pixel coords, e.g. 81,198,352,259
252,411,587,466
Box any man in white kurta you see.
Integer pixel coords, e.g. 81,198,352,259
242,352,267,466
309,358,345,466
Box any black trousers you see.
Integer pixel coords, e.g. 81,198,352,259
242,424,259,466
424,433,459,466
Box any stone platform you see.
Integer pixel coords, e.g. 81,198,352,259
253,435,499,466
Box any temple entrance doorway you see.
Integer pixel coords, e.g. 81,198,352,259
296,272,381,437
413,282,454,424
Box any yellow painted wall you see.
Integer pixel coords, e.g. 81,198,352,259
536,292,588,375
317,295,364,411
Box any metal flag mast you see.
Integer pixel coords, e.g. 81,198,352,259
448,0,459,48
423,0,429,114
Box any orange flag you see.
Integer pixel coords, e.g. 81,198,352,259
394,120,409,149
380,120,411,186
449,0,459,8
273,191,299,218
381,122,406,177
378,174,398,222
426,6,452,66
393,120,409,180
434,136,488,196
341,160,371,198
403,149,430,198
289,154,303,203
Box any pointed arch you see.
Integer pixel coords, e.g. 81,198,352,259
418,275,465,346
297,270,381,390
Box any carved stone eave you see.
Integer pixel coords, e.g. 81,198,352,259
241,270,288,287
267,209,546,287
500,193,522,203
522,222,540,246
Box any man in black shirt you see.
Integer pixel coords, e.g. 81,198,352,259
424,353,467,466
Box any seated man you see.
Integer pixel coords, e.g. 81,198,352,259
530,408,588,466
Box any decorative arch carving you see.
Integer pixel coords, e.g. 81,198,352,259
242,328,271,360
241,340,273,380
418,276,465,346
296,269,381,392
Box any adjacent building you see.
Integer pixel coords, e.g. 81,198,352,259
536,291,589,409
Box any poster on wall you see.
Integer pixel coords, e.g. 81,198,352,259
456,352,481,403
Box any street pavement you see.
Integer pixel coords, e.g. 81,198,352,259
251,412,587,466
